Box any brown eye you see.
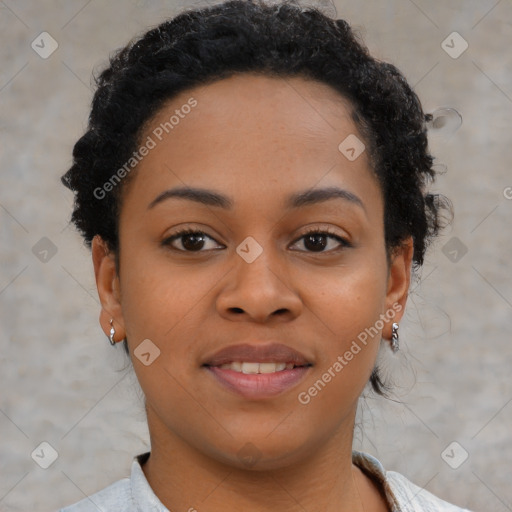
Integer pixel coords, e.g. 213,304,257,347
162,229,223,252
303,232,329,252
291,228,352,253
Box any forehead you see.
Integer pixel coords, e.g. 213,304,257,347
146,72,358,153
123,73,381,216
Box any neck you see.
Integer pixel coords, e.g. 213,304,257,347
140,405,371,512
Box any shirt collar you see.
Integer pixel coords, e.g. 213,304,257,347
130,452,169,511
352,450,402,511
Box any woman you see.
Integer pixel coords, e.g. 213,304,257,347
59,1,471,510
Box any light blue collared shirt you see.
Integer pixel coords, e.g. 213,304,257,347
58,451,473,511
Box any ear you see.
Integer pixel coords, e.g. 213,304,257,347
91,235,125,342
382,236,414,340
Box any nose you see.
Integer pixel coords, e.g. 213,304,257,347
216,243,302,324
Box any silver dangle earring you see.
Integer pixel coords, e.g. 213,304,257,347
109,318,116,346
391,322,399,353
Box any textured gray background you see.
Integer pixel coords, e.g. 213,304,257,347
1,1,511,511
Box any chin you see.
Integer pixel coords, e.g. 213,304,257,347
203,432,319,472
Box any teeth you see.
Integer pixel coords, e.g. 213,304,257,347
241,362,260,374
218,362,295,374
259,362,286,373
231,361,242,372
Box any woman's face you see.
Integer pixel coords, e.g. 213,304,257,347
94,73,412,469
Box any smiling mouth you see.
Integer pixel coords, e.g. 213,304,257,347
201,342,313,398
208,361,312,374
204,363,312,399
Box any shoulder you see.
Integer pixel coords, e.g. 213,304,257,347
385,470,473,511
58,476,133,512
58,452,167,512
352,450,473,512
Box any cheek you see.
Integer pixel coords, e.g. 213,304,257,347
299,258,388,337
118,248,224,386
298,261,387,397
119,254,205,421
119,249,202,340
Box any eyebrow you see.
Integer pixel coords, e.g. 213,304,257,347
148,185,366,213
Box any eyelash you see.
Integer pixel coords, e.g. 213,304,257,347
162,227,352,254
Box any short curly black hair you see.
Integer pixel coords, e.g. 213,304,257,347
62,0,452,396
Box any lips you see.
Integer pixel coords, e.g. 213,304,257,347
202,343,313,399
202,343,312,367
